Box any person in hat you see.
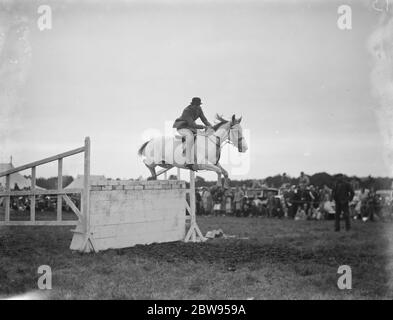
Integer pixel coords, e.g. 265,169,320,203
173,97,213,170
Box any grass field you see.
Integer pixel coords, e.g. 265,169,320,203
1,214,393,299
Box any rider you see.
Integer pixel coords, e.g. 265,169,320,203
173,97,213,170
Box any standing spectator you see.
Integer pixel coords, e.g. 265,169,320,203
332,174,355,231
365,188,378,222
308,185,319,218
234,186,244,217
350,193,361,219
358,188,368,219
0,182,4,207
292,185,301,218
281,172,290,188
0,182,4,209
285,185,297,218
298,185,310,216
241,184,248,196
354,196,362,219
266,191,275,217
195,190,202,215
321,185,332,201
211,186,224,216
248,196,257,217
279,193,289,218
243,196,252,217
298,172,310,188
224,188,233,215
253,196,264,217
388,196,393,219
201,187,213,215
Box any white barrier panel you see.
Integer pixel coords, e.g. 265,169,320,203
70,180,187,252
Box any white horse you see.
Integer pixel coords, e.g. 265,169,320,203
138,114,248,187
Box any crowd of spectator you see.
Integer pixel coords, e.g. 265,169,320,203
0,182,79,212
2,173,393,223
195,172,393,222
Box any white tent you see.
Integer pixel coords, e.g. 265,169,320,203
0,163,32,190
65,175,107,189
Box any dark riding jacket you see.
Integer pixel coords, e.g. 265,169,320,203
332,181,355,204
173,104,212,133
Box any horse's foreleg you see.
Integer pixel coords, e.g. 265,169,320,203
144,160,157,180
216,163,230,188
217,173,222,187
197,163,226,187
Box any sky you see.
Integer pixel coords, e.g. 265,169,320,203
0,0,392,181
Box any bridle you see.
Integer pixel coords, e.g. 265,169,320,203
208,123,243,151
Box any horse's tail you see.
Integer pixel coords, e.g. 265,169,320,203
137,140,151,156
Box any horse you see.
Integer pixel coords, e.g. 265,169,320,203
138,114,248,188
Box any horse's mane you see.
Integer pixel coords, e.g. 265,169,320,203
213,114,229,131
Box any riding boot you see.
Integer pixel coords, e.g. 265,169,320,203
185,134,194,167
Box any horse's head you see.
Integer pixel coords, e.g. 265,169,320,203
215,114,248,153
228,114,248,153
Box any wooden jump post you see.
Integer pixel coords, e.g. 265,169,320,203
184,170,206,242
156,167,206,243
70,137,94,252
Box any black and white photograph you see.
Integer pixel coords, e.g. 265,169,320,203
1,0,393,303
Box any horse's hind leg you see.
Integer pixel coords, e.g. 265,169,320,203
144,160,157,180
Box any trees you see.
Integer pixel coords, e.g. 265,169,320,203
35,175,73,189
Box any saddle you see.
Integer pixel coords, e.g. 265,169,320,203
175,134,197,142
175,132,220,162
175,129,212,140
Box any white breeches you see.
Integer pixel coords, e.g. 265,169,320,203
177,128,194,163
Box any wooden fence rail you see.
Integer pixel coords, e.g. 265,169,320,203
0,137,90,227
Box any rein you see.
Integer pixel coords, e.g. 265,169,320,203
206,127,231,149
199,124,240,151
